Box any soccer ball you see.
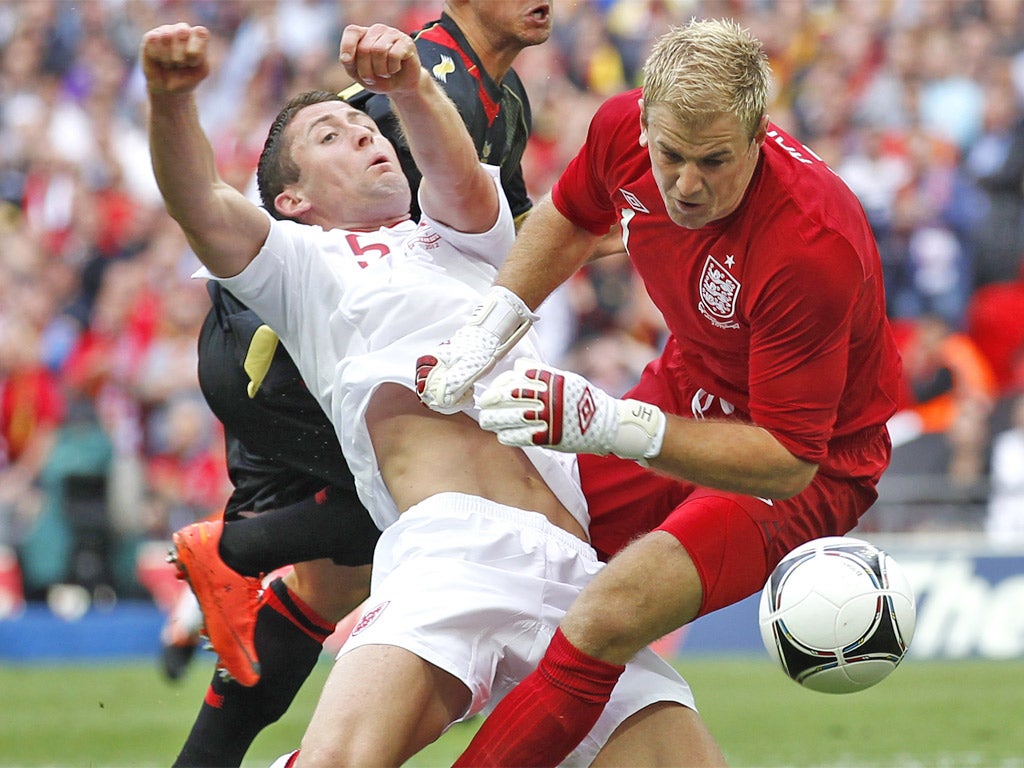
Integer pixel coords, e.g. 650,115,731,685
758,536,916,694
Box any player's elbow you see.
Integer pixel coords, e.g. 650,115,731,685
771,458,818,499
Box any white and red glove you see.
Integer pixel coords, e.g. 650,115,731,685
416,286,537,414
479,359,667,463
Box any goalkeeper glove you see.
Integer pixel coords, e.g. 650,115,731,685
416,286,537,414
479,359,666,463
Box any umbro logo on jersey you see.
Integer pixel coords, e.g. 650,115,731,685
432,55,456,82
352,600,390,636
619,188,649,213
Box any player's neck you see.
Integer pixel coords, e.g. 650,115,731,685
446,15,519,83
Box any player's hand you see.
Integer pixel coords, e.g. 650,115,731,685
479,359,667,463
416,287,537,414
340,24,420,94
140,24,211,95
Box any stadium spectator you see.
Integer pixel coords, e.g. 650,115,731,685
892,314,997,438
144,395,229,538
888,128,978,327
851,26,920,133
964,57,1024,289
556,2,628,96
966,266,1024,395
417,18,902,766
916,26,985,154
0,317,65,551
835,126,912,306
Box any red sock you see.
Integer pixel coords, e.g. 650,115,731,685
453,628,625,767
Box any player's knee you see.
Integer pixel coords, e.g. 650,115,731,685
566,580,639,651
564,532,702,663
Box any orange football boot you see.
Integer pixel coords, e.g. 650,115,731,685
171,519,262,686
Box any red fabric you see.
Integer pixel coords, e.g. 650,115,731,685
453,629,624,767
0,366,65,461
204,685,225,709
580,339,891,617
146,436,230,512
262,578,335,643
966,279,1024,394
552,90,901,468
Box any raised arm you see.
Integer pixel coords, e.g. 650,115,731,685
339,24,498,234
142,24,270,277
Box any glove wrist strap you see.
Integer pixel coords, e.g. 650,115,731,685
611,399,667,464
470,286,538,355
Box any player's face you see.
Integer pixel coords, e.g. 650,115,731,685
641,105,766,230
469,1,553,48
284,101,410,226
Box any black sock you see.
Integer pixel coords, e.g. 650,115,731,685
218,487,380,576
172,578,335,768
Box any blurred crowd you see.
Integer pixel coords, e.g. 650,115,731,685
3,0,1024,610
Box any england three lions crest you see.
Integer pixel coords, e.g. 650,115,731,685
698,255,741,329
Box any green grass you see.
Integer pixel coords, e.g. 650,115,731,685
0,655,1020,767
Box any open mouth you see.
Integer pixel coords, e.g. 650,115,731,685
528,4,550,23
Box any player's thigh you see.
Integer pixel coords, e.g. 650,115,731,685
297,644,471,767
283,560,371,621
562,531,702,663
591,701,726,767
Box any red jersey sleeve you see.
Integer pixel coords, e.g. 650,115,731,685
552,90,644,236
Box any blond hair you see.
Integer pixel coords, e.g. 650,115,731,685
642,18,770,139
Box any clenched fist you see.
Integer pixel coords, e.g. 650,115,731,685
140,24,211,95
340,24,421,95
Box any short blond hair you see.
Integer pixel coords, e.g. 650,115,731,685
642,18,770,139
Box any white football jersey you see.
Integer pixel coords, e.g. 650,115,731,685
198,167,587,532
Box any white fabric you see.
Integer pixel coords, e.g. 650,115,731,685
481,358,666,460
340,492,696,767
195,166,586,532
418,285,538,414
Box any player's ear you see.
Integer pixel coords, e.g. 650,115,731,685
752,115,769,147
637,97,648,148
274,187,309,219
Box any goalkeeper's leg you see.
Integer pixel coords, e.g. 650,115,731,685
453,532,703,767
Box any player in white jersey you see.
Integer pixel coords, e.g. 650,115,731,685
142,21,725,767
207,183,583,531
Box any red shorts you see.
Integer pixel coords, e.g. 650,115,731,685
580,346,889,619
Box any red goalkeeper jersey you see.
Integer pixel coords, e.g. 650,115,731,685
552,89,901,475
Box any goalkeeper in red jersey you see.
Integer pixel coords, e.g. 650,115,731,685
418,17,902,766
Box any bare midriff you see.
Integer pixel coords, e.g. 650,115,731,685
365,382,587,542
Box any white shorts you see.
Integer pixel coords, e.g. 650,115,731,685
339,492,696,766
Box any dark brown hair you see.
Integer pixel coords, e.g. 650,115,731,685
257,90,342,220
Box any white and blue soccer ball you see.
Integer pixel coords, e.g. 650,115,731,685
758,536,916,694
